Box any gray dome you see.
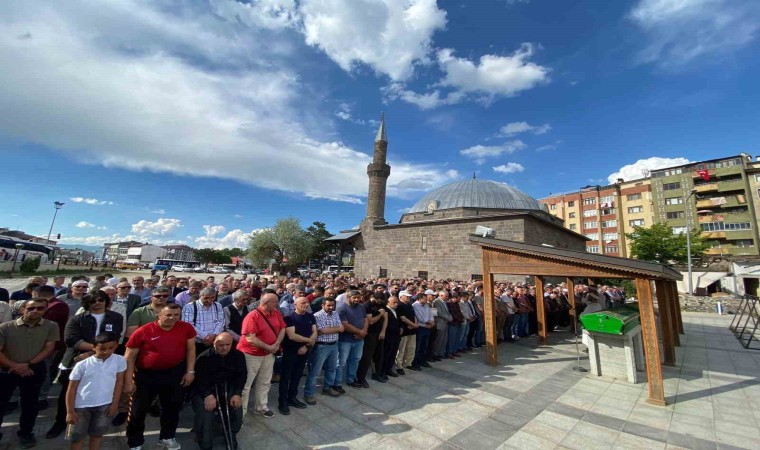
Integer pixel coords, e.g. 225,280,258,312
408,178,543,213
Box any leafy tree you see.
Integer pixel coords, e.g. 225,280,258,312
306,221,333,261
626,222,708,264
247,217,314,268
19,257,41,275
195,248,229,265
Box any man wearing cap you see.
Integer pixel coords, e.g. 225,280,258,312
410,291,434,371
394,291,417,375
58,280,89,320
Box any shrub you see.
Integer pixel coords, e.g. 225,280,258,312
19,257,41,275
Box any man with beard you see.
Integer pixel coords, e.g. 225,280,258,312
394,291,418,375
356,292,387,386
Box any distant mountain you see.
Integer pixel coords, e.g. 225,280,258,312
59,244,103,253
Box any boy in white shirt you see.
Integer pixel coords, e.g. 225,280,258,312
65,332,126,450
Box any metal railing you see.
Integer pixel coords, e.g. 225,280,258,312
729,295,760,350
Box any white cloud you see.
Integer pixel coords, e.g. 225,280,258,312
195,228,265,250
334,103,380,127
630,0,760,68
148,208,166,215
460,140,526,164
607,156,690,184
493,163,525,174
75,221,94,228
299,0,447,81
0,2,456,204
70,197,114,206
233,214,244,219
381,83,463,110
131,218,182,236
499,121,551,137
535,141,561,152
202,225,226,237
445,169,460,179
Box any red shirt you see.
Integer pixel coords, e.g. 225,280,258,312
44,300,70,348
126,321,196,370
236,308,286,357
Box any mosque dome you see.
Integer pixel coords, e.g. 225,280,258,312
407,178,543,214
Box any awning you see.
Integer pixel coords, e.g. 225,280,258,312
677,271,729,292
325,231,361,242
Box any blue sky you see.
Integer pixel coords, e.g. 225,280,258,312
2,0,760,249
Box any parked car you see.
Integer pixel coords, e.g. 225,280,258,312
173,265,193,272
115,262,140,270
209,266,232,274
234,268,251,274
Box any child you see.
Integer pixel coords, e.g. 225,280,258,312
65,332,126,450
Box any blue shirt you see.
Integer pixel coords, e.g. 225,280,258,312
337,302,368,343
283,312,316,351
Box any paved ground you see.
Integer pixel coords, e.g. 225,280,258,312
2,312,758,449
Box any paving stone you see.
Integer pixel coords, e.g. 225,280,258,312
489,408,533,428
447,429,502,450
621,421,669,443
501,430,556,450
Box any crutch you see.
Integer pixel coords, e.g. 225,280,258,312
214,384,233,450
223,381,234,449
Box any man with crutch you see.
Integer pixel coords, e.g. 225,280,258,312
192,332,246,450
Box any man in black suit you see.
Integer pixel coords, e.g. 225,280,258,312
379,295,402,378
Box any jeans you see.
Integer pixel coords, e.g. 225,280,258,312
192,392,242,450
241,353,274,413
518,313,529,337
446,324,461,356
459,322,469,350
304,343,339,397
0,361,45,436
412,327,430,367
467,317,480,347
475,317,485,346
336,339,364,385
509,314,519,338
126,364,185,448
279,349,308,406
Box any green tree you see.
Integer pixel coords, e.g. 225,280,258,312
247,217,314,268
626,222,708,264
195,248,229,264
306,221,333,261
19,257,41,275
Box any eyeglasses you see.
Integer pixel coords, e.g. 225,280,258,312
94,298,106,303
119,286,131,289
27,306,47,311
153,294,170,298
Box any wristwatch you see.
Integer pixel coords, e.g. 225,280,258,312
187,371,195,374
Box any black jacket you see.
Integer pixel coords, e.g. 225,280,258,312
61,310,124,369
384,306,402,337
194,346,247,399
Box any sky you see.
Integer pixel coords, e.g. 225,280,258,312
2,0,760,250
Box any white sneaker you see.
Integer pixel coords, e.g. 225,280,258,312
157,439,181,450
129,447,142,450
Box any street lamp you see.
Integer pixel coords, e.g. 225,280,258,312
685,189,698,295
46,201,65,242
10,243,24,274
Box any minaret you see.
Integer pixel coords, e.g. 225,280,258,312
365,114,391,225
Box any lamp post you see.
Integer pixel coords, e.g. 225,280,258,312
685,189,698,295
46,201,65,242
10,243,24,274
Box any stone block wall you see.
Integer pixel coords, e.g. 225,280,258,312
680,293,743,314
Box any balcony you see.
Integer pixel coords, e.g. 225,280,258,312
729,247,759,256
694,183,718,193
693,169,716,179
715,165,744,177
717,179,746,193
704,248,725,255
725,230,756,241
702,231,727,239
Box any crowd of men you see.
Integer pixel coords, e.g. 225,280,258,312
0,272,622,449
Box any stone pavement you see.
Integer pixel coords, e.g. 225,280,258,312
2,312,758,449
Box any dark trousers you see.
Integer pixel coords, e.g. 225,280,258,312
426,327,437,358
278,349,308,406
356,333,382,382
126,364,185,448
54,369,72,426
413,328,431,367
192,390,242,450
381,332,401,375
0,362,45,436
467,317,480,347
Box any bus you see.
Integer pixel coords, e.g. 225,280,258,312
0,237,54,263
153,258,201,271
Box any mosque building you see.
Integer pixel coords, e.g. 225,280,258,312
327,117,588,280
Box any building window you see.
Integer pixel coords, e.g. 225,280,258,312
550,204,557,210
584,221,598,229
605,245,619,253
672,226,688,235
627,193,642,201
662,168,683,176
569,224,577,230
629,219,645,227
701,222,752,231
600,195,614,205
421,236,427,251
569,212,576,218
665,197,684,205
735,240,755,248
471,274,484,281
663,182,681,191
628,206,644,214
379,268,387,277
755,174,760,182
583,198,596,205
585,233,599,240
583,210,598,217
568,201,575,207
587,245,600,253
417,271,428,279
601,207,616,215
666,211,685,219
603,232,618,241
601,220,617,228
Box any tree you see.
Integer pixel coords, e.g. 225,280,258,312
19,257,41,275
626,222,709,264
195,248,229,265
247,217,314,268
306,221,334,261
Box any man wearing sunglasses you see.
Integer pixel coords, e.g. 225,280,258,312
0,299,60,448
125,287,171,339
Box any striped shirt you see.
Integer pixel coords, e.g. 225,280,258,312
181,300,225,341
313,309,341,343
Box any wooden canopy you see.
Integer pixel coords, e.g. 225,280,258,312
469,235,683,406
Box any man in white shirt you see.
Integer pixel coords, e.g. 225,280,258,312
182,287,225,355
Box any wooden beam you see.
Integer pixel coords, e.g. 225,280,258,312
534,275,547,344
566,278,576,321
655,279,676,366
667,281,680,346
671,281,684,335
482,251,498,366
636,278,666,406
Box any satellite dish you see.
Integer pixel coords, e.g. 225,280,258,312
475,226,495,238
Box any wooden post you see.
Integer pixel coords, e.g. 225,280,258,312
482,252,498,366
636,278,666,406
667,281,680,346
655,280,675,366
566,278,576,320
534,275,547,344
671,281,684,335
